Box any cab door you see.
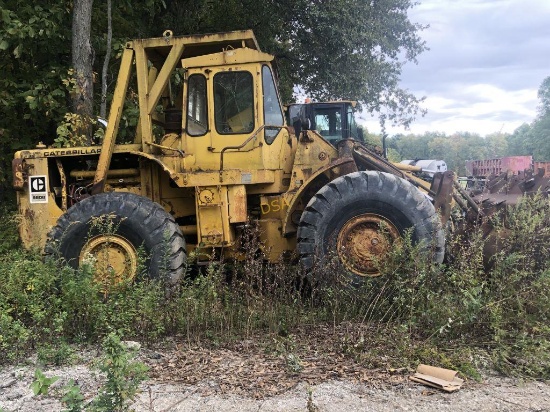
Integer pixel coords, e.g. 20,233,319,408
208,63,264,171
182,63,264,172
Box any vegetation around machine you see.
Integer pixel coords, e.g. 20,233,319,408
5,30,550,384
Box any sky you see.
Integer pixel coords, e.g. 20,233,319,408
360,0,550,137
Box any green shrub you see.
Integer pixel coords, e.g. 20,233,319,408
90,332,148,412
0,204,19,253
479,195,550,376
1,198,550,379
0,250,63,360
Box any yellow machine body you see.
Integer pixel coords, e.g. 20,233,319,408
13,30,361,264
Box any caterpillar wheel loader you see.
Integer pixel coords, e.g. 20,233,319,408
12,30,453,290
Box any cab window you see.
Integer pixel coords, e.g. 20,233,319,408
214,71,254,134
314,107,342,142
347,105,360,140
262,65,284,144
186,74,207,136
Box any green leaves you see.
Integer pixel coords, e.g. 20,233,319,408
0,0,71,160
506,76,550,160
388,131,510,175
61,379,85,412
30,369,60,396
143,0,426,125
0,0,426,165
91,332,149,411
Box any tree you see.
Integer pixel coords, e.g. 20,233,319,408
530,116,550,160
531,76,550,160
508,77,550,161
99,0,112,118
387,132,444,161
506,123,533,157
0,1,71,142
0,1,71,194
537,76,550,116
0,0,428,195
484,132,509,158
71,0,95,142
388,131,512,176
150,0,427,126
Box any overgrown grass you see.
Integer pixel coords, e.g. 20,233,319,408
1,195,549,379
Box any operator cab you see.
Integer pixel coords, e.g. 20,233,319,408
287,101,364,145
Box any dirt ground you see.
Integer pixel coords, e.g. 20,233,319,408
1,363,549,411
1,337,549,412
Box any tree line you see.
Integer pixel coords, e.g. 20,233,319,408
0,0,426,195
384,77,550,176
0,0,548,192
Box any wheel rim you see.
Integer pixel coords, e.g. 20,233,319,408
79,234,139,289
336,213,401,277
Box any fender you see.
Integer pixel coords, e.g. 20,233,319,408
281,157,356,236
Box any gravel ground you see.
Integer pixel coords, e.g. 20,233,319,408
1,359,549,411
131,378,550,412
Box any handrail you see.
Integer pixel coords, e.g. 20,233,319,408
219,125,284,171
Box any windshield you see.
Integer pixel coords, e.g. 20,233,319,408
262,65,284,144
347,105,360,140
313,107,342,142
214,71,254,134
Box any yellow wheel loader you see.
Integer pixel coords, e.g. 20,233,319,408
13,30,456,289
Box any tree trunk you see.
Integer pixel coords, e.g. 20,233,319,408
72,0,95,143
100,0,112,119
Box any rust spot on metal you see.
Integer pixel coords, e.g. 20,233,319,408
469,170,550,208
90,181,105,196
80,234,139,293
19,151,35,159
337,213,401,277
24,208,35,222
457,169,550,267
431,171,455,225
12,158,26,190
232,195,247,221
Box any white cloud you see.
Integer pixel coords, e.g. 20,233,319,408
366,0,550,136
362,84,538,136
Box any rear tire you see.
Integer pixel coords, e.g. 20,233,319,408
45,192,186,289
297,171,444,285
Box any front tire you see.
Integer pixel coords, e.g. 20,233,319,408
297,171,444,285
45,192,186,289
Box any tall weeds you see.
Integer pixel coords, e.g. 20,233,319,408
1,196,549,378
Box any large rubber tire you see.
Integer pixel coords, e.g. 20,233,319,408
297,171,444,285
45,192,186,288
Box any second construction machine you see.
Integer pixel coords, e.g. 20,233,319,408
13,30,457,289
